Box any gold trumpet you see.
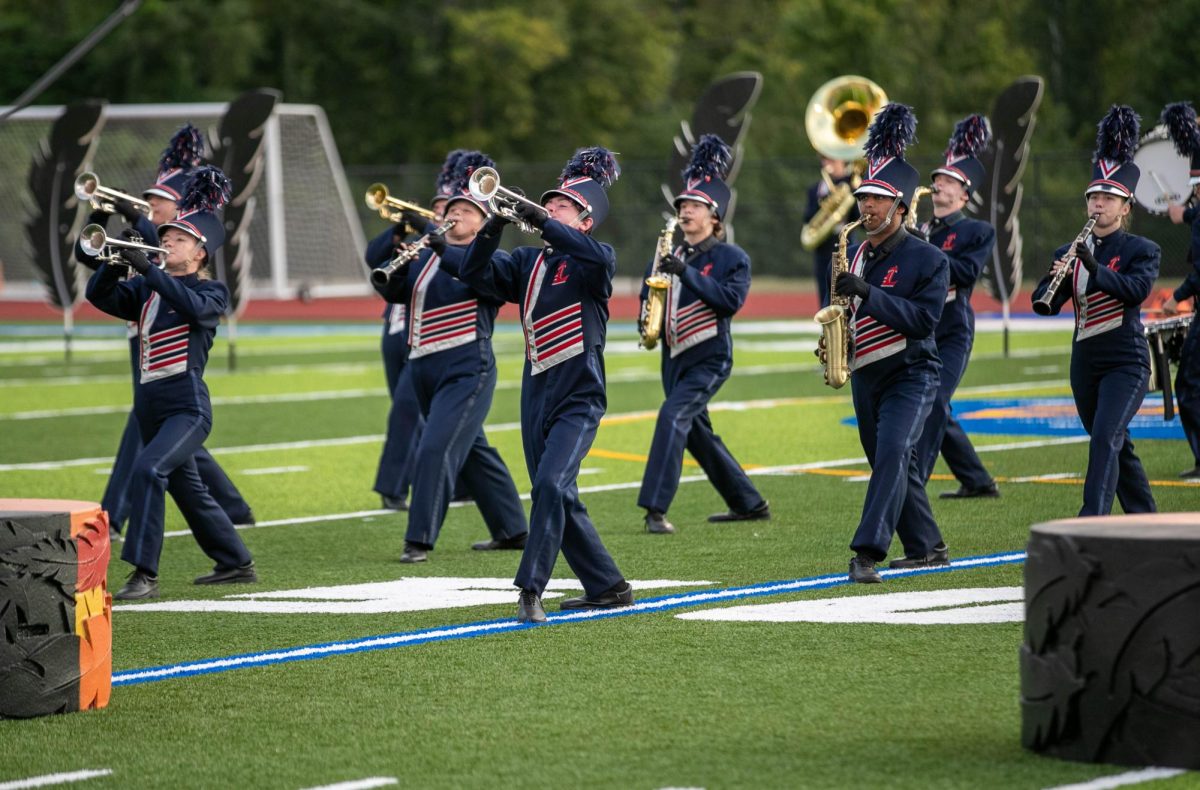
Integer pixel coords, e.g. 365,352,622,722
74,172,151,217
370,219,456,287
467,166,544,233
78,224,168,266
639,216,678,350
364,183,437,224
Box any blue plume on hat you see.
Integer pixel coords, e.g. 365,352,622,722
450,151,495,190
864,104,918,161
1094,105,1140,164
179,165,232,214
435,149,468,194
945,114,990,159
559,146,620,189
158,123,205,174
681,134,732,183
1161,101,1200,157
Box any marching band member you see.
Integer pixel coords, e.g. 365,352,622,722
365,150,464,511
460,147,632,623
1031,105,1158,516
77,126,253,538
371,152,528,563
636,135,767,535
915,115,1000,507
1160,101,1200,479
86,167,256,599
805,156,859,309
834,105,950,583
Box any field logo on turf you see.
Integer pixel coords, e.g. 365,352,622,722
676,587,1024,625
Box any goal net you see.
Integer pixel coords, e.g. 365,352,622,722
0,102,366,301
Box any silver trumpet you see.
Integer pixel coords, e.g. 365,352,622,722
79,224,168,266
467,166,544,233
74,171,152,217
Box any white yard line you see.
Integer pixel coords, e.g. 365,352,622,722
0,770,113,790
299,779,398,790
240,466,310,476
1043,767,1187,790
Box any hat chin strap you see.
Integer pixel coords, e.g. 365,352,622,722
864,199,901,237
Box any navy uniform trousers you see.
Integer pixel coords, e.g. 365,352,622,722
1171,206,1200,467
405,339,527,548
637,335,763,515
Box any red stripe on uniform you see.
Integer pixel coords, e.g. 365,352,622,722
421,299,477,320
534,334,584,362
532,302,581,330
535,318,583,347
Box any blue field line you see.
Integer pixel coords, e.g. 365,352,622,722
112,550,1028,687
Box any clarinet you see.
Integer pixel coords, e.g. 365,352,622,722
1032,214,1099,316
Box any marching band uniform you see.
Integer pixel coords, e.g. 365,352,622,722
835,105,950,583
86,168,256,599
1161,101,1200,479
371,153,528,562
1031,106,1158,516
636,135,767,534
914,116,999,502
461,147,631,623
77,127,252,536
805,161,859,309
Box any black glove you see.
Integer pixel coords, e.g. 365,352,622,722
834,271,870,299
1074,240,1098,274
426,232,447,256
119,246,151,274
402,210,431,236
87,209,110,226
479,213,511,239
113,198,144,224
514,201,548,230
658,254,686,276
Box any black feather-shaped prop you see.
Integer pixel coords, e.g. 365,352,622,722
559,147,620,188
1094,105,1140,164
946,114,991,160
976,77,1045,354
158,123,205,175
864,103,918,161
1161,102,1200,158
23,100,107,360
451,151,495,190
206,88,281,370
682,134,732,184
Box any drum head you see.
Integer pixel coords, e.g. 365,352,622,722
1133,127,1190,214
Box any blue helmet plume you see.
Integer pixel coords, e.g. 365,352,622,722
159,123,205,174
559,146,620,189
946,114,990,160
1094,105,1140,164
1161,101,1200,158
450,151,495,192
682,134,732,183
179,165,232,214
865,104,917,161
435,149,467,195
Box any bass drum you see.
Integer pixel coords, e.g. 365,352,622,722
1132,126,1190,215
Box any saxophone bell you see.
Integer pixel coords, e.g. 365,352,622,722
814,217,863,388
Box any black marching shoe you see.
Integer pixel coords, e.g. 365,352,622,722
708,500,771,523
194,561,257,585
115,569,159,600
849,555,882,584
1179,466,1200,480
644,511,676,534
472,533,527,551
381,495,409,511
517,589,547,623
888,543,951,570
938,482,1000,500
400,542,429,563
559,581,635,611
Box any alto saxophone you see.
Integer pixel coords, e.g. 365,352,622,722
800,163,863,251
814,217,863,388
639,216,679,350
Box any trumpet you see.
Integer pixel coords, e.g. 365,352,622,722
78,224,168,266
364,183,437,224
639,216,678,350
74,171,151,217
467,166,544,233
1032,214,1100,315
370,219,456,287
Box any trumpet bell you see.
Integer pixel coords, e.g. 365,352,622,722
468,167,501,202
364,183,389,211
79,223,108,257
75,172,101,202
805,76,889,161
